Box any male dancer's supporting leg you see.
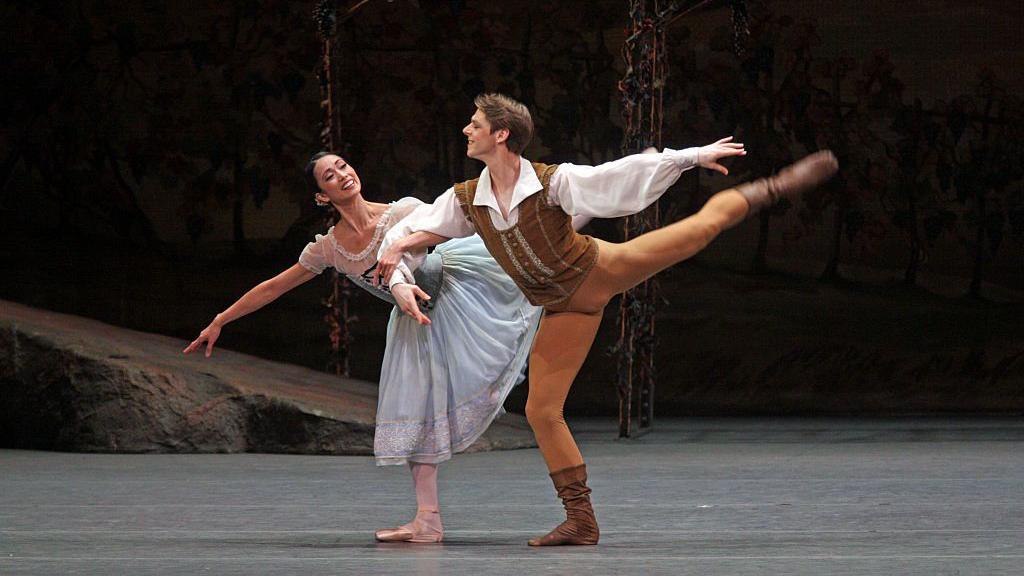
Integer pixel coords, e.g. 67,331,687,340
525,311,603,546
525,150,838,546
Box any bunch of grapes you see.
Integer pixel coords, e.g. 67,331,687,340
731,0,750,57
313,0,337,39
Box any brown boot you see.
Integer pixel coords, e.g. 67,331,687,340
527,464,599,546
737,150,839,216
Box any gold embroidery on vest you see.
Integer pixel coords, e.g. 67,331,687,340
534,200,587,274
451,162,596,310
499,232,539,285
530,164,590,275
512,227,555,277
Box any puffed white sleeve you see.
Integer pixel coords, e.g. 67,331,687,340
379,187,476,289
298,234,329,274
548,147,700,218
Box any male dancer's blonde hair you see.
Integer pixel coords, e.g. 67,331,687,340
474,93,534,155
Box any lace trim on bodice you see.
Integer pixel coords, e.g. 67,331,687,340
327,202,395,262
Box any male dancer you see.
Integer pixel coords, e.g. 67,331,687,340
376,93,838,546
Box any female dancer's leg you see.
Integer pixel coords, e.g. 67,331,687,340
375,236,542,543
375,462,443,542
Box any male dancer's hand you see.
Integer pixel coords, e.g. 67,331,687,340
374,244,403,287
374,231,450,286
392,283,432,325
697,136,746,175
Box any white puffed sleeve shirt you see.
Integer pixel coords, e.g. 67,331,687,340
381,147,700,288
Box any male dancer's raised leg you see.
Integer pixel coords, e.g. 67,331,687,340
569,150,838,312
524,150,838,546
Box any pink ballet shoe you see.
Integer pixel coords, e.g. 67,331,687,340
374,509,444,543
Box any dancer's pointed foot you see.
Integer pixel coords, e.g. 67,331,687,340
738,150,839,216
374,508,443,543
527,464,599,546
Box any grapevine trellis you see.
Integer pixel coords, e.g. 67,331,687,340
615,0,748,437
312,0,376,377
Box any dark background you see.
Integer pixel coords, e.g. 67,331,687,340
2,0,1022,416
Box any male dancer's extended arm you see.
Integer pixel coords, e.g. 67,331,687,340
379,137,742,301
374,230,448,287
549,137,745,218
373,188,475,323
376,187,475,289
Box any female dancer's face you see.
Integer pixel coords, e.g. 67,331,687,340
313,154,362,205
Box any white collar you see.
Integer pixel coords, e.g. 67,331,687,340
473,157,543,214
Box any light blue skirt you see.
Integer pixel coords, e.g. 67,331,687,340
371,235,541,466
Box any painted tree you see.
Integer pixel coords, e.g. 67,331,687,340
810,50,902,282
1,1,319,255
884,98,957,287
1,1,166,247
703,6,815,272
159,0,317,257
948,71,1024,298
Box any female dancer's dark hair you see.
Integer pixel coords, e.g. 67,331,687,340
305,151,333,194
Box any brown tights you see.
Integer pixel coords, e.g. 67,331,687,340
526,188,751,471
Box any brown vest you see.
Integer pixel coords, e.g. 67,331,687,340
453,162,598,311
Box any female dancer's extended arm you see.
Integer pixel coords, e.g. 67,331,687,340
183,263,317,357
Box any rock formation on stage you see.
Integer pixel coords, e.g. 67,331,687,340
0,300,535,454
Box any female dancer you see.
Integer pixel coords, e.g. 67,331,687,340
184,152,544,543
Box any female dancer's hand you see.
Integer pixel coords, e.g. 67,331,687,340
183,320,223,357
392,283,431,326
697,136,746,175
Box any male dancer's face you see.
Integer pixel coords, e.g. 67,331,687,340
463,108,506,160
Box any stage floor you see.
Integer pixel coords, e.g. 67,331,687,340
3,418,1023,575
